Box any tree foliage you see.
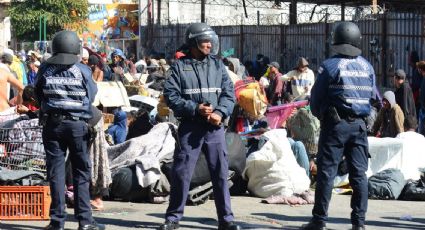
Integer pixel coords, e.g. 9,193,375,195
9,0,89,41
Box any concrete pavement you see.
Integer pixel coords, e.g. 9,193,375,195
1,195,424,230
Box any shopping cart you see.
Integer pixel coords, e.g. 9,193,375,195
0,125,45,174
0,119,50,220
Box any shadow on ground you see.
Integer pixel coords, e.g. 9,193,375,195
252,213,425,229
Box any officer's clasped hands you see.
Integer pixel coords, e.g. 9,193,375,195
208,112,222,126
198,103,213,116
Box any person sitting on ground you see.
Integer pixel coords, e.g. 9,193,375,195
126,53,137,76
135,55,147,74
81,48,89,65
126,109,153,140
372,91,404,137
146,59,166,91
281,57,315,99
106,109,128,145
393,69,416,121
16,85,39,118
88,55,104,82
396,115,425,141
159,58,170,75
109,49,129,82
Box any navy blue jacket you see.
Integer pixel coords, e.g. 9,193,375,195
311,55,375,120
163,55,235,119
35,62,98,119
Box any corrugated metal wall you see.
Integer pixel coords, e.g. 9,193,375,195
144,12,424,88
282,23,328,73
385,13,424,86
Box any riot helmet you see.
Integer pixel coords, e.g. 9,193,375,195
47,30,81,65
185,23,219,55
331,22,362,57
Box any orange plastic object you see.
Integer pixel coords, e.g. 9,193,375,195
0,186,51,220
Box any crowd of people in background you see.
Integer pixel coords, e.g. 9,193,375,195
0,21,425,230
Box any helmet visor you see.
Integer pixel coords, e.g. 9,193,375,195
194,31,219,55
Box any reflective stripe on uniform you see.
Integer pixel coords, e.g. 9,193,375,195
43,89,87,96
329,85,373,91
346,98,370,104
183,87,222,95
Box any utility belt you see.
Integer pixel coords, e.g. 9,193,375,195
40,112,86,126
327,106,365,123
179,116,209,124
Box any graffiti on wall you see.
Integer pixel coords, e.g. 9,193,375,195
81,3,139,51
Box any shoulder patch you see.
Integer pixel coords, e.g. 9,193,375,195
318,66,324,74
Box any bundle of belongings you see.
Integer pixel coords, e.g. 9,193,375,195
234,78,268,120
108,122,247,205
108,123,175,203
242,129,313,205
333,135,425,200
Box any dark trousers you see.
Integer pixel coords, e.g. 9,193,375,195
43,120,93,228
312,118,368,226
165,121,234,223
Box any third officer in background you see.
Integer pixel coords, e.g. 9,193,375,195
160,23,241,230
302,22,375,230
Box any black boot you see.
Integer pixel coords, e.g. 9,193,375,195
78,222,105,230
300,221,327,230
43,224,64,230
352,225,366,230
218,221,242,230
158,221,180,230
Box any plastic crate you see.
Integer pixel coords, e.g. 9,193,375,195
266,100,309,129
0,186,51,220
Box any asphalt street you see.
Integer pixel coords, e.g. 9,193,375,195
1,195,424,230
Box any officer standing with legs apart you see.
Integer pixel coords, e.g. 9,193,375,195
301,22,375,230
159,23,241,230
35,31,104,230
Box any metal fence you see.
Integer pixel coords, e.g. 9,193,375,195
143,12,425,88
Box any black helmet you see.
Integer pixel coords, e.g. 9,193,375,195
331,22,362,57
47,30,80,65
185,23,219,55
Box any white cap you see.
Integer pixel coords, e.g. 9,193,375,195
3,48,14,56
82,48,89,58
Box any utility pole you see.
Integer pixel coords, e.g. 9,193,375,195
201,0,206,23
138,0,142,60
372,0,378,14
289,0,297,25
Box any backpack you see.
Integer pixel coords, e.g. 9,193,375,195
368,168,406,200
288,108,320,155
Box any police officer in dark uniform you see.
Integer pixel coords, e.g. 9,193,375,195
159,23,241,230
302,22,375,230
35,31,104,230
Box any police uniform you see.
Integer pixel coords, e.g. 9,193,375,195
35,31,102,230
303,22,375,230
160,23,240,230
